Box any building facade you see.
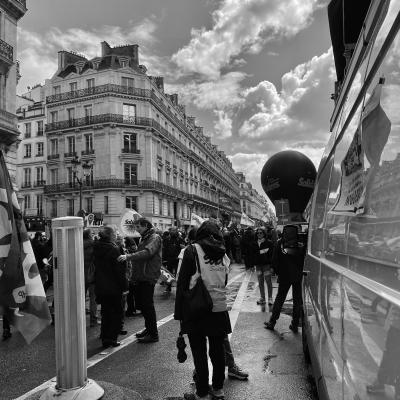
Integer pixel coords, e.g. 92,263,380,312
236,172,273,225
33,42,241,231
0,0,27,182
16,84,47,231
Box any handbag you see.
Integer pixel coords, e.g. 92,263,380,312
182,245,213,322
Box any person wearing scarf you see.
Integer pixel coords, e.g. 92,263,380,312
175,220,231,400
118,218,162,343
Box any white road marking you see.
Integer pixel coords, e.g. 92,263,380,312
16,269,248,399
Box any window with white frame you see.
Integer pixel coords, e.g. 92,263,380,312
50,111,58,123
123,104,136,123
24,144,31,158
36,167,43,184
67,199,74,216
84,105,92,120
125,196,137,210
50,138,58,155
66,136,75,154
124,163,137,185
86,78,95,89
24,194,31,210
50,200,57,218
36,142,44,157
36,194,43,215
37,120,43,136
159,198,163,215
53,86,61,95
84,133,93,152
123,132,137,152
50,169,58,184
67,108,75,121
69,82,77,92
25,122,31,138
121,77,134,89
23,168,31,186
85,198,93,213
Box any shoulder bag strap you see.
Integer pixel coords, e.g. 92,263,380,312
191,244,201,275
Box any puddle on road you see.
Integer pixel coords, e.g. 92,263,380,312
263,352,278,374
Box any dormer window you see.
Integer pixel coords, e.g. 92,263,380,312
93,61,100,70
120,59,128,68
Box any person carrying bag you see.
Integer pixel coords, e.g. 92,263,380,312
174,220,231,400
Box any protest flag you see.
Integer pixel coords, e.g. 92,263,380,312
0,150,51,343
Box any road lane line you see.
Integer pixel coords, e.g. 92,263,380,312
229,269,253,332
17,270,247,399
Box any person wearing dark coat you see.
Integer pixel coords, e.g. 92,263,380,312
265,225,306,333
175,220,231,400
163,228,184,292
31,232,46,282
94,226,128,348
241,227,256,270
83,229,97,327
118,218,162,343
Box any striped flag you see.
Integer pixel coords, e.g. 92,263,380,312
0,151,51,343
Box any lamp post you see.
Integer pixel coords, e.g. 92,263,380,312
71,156,93,221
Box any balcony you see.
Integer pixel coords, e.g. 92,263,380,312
0,38,13,71
48,154,60,160
0,109,19,144
121,148,140,154
34,180,46,187
81,149,95,156
45,114,153,133
64,151,77,158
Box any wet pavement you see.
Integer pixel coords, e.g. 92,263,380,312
1,264,318,400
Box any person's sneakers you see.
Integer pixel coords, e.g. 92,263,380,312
289,323,298,333
137,334,159,343
135,328,148,338
209,387,224,399
268,297,273,305
228,364,249,380
366,381,385,394
257,298,266,305
264,321,275,330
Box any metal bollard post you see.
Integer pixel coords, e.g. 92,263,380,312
40,217,104,400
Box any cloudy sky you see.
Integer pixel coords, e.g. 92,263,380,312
17,0,335,197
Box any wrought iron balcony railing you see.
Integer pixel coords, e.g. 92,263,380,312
64,151,77,158
34,180,46,187
81,149,95,156
0,38,13,64
121,148,140,154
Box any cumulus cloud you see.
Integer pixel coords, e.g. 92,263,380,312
214,110,233,139
166,71,246,110
17,18,165,92
172,0,321,78
237,49,334,148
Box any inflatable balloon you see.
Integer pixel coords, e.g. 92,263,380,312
261,150,317,213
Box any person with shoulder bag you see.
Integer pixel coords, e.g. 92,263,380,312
174,220,231,400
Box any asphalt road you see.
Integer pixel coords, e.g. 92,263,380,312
0,264,317,400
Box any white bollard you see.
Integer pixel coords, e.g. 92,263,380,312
40,217,104,400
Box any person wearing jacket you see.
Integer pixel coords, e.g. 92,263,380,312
118,218,162,343
94,226,128,348
83,229,97,327
175,220,231,400
241,227,256,270
265,224,306,333
254,227,274,305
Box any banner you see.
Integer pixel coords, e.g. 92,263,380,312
190,213,205,227
331,81,391,215
119,209,142,237
240,212,255,227
0,151,51,343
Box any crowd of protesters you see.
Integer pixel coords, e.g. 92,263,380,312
1,217,306,400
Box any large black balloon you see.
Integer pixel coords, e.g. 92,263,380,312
261,150,317,213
